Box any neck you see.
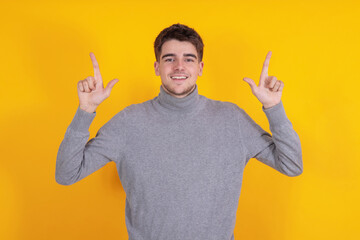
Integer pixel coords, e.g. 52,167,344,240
161,84,196,99
155,84,201,113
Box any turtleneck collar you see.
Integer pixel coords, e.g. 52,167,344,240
155,84,200,113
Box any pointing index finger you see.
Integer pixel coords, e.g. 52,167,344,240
90,52,102,82
259,51,272,86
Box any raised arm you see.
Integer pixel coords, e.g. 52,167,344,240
240,51,303,176
55,53,123,185
237,102,303,177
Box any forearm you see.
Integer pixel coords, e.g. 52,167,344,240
55,107,96,185
260,101,303,176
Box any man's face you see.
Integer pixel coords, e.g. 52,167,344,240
154,39,204,98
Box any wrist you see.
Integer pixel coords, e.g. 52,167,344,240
263,101,280,109
79,104,97,113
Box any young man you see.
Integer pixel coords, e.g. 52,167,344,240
56,23,303,240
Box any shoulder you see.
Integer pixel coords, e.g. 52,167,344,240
111,98,153,121
99,100,150,134
200,95,244,116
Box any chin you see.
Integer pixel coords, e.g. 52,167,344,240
163,83,194,97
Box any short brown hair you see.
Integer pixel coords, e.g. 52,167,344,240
154,23,204,62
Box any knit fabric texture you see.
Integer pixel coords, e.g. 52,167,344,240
56,84,303,240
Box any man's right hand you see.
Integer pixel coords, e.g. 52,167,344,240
77,52,119,113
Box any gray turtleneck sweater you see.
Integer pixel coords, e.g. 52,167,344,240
56,84,302,240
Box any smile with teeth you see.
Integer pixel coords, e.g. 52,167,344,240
170,76,188,80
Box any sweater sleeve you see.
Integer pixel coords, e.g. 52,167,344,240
237,101,303,177
55,106,126,185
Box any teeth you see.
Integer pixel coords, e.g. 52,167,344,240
171,76,187,79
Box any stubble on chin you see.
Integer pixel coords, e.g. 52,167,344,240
162,83,196,98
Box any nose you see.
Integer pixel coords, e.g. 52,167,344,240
174,60,185,71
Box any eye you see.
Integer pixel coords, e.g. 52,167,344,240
185,58,195,62
165,58,174,62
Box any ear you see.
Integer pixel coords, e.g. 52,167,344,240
198,61,204,76
154,61,160,76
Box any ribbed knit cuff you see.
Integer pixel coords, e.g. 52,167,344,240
262,101,289,127
68,106,96,133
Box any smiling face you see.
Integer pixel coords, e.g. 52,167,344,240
154,39,204,98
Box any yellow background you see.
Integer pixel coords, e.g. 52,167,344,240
1,0,359,239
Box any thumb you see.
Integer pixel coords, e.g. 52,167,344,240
243,77,257,91
104,78,119,96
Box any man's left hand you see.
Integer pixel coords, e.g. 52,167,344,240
243,51,283,109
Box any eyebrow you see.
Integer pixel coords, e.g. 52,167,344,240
161,53,198,59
